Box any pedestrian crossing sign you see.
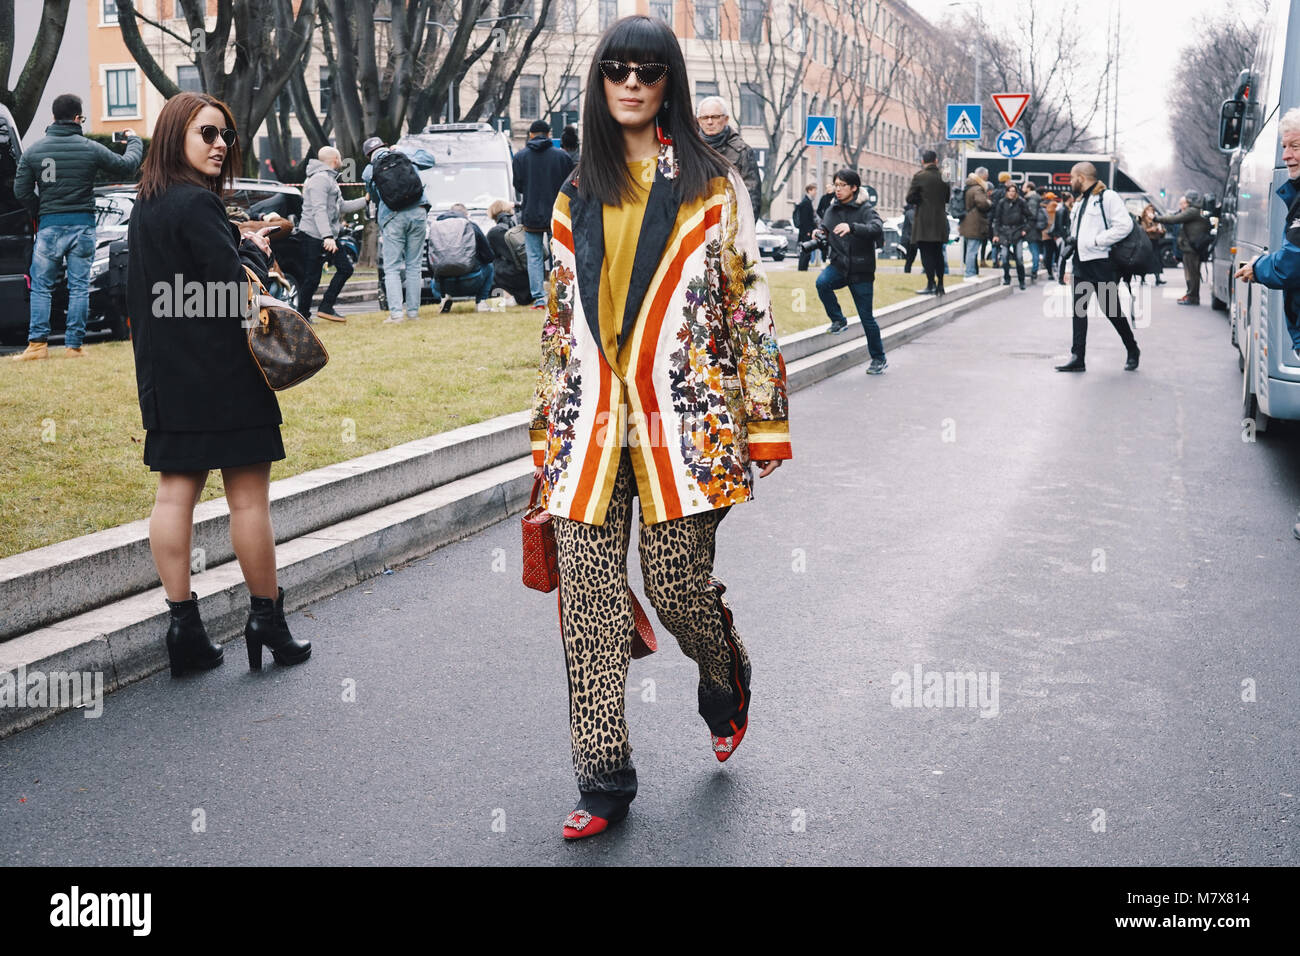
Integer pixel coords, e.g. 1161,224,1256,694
805,115,837,147
946,104,982,140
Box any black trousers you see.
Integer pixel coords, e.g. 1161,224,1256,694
1071,256,1138,360
903,242,918,272
797,232,814,270
1041,238,1059,278
1001,237,1025,283
917,241,944,289
297,233,353,318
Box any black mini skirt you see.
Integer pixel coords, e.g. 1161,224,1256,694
144,425,285,473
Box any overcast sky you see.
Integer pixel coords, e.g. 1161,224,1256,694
904,0,1232,190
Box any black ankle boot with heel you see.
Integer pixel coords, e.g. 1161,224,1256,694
245,587,312,670
164,592,223,677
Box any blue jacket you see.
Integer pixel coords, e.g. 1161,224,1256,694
1252,177,1300,327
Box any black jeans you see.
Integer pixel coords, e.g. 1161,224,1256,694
903,242,918,273
298,233,354,318
1000,237,1025,283
917,241,944,289
1071,256,1138,360
1041,238,1059,278
797,232,815,270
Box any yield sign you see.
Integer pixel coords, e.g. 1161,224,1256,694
992,93,1030,129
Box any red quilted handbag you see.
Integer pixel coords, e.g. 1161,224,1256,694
522,476,558,592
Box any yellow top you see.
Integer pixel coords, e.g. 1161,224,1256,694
600,156,657,377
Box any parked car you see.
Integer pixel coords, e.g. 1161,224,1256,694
754,219,787,261
377,123,515,309
768,218,800,256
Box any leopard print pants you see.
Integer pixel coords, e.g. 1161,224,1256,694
552,453,752,811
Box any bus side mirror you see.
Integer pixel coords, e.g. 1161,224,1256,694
1219,99,1245,152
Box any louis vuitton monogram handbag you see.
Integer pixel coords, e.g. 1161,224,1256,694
242,265,329,390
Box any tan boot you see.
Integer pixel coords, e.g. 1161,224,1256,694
10,341,48,361
64,346,87,358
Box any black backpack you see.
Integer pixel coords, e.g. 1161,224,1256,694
371,150,425,211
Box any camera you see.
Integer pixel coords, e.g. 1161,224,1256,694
800,235,827,254
112,131,127,144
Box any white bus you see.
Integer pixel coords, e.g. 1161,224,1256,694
1217,0,1300,430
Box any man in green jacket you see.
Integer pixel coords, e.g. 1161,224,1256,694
1155,191,1211,305
12,94,143,360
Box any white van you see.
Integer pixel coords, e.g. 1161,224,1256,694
377,123,516,309
1218,0,1300,429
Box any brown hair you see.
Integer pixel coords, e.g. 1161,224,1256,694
138,92,241,200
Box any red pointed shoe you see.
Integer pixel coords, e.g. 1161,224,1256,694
712,719,748,762
562,805,627,840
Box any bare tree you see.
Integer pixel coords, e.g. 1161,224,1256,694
956,1,1111,153
460,0,559,125
116,0,317,175
1166,9,1262,194
699,1,825,218
899,27,977,156
0,0,72,135
829,8,920,173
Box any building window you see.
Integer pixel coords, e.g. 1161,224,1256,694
319,66,332,115
695,0,718,39
740,0,763,43
519,74,541,120
176,64,201,93
105,68,138,117
649,0,672,27
548,0,578,31
101,0,119,25
559,74,581,115
694,80,718,110
599,0,619,31
739,83,763,127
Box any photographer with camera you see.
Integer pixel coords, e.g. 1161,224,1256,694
810,169,888,374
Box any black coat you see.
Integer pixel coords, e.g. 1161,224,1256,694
905,163,950,242
127,183,280,433
512,136,574,231
818,194,883,283
792,196,816,239
991,196,1031,243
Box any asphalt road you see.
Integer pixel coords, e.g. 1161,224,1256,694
3,270,1297,866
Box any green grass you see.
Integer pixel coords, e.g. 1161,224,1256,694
0,266,963,557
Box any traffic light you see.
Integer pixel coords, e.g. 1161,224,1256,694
1160,188,1166,198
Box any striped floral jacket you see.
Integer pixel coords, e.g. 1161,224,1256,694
528,166,791,526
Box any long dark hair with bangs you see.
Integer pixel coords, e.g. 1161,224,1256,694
137,92,241,201
577,15,728,206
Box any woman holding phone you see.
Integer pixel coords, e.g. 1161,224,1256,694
528,15,792,840
127,92,310,677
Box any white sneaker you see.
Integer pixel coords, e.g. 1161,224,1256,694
382,315,406,324
475,300,494,312
405,313,421,321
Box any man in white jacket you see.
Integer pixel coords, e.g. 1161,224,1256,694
1055,162,1141,372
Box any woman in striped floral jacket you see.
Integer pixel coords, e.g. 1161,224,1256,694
527,15,792,841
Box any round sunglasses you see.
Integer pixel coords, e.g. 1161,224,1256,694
599,60,669,87
191,124,237,146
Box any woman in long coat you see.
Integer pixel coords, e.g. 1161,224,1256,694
528,15,791,840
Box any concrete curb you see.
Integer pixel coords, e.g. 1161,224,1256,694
0,275,1004,738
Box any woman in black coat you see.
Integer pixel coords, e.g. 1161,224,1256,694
127,91,310,677
990,183,1030,289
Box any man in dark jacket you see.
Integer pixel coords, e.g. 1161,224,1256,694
812,168,888,374
1155,191,1212,304
906,150,951,296
512,119,573,308
429,204,496,312
793,184,818,270
989,182,1030,289
11,94,143,360
696,96,762,220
